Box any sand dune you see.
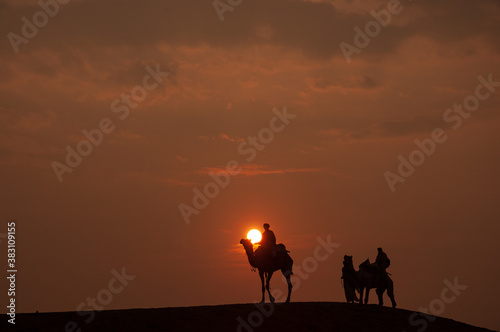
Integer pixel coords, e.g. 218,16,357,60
3,302,496,332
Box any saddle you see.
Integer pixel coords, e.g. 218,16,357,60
255,243,289,259
366,264,380,274
276,243,290,255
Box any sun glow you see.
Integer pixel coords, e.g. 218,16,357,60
247,229,262,244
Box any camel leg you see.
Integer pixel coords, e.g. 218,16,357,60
284,273,293,303
359,288,364,304
265,271,275,303
259,271,265,303
364,288,370,304
388,289,396,308
376,288,384,306
387,279,397,308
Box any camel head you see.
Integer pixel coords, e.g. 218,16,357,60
343,255,353,267
240,238,252,248
240,238,257,266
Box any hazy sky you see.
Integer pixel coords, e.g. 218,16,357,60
1,0,499,330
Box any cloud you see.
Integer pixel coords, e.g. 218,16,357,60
198,163,354,179
154,178,202,187
197,133,244,143
309,75,379,92
372,116,443,137
319,115,446,141
122,163,351,187
2,0,498,59
124,172,202,187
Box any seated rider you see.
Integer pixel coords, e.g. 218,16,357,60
257,223,277,258
373,247,390,273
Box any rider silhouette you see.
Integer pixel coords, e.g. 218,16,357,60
374,247,390,272
257,223,277,258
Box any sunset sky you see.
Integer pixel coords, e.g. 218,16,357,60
1,0,499,330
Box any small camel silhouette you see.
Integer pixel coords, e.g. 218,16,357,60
240,239,294,303
342,256,396,307
358,258,397,307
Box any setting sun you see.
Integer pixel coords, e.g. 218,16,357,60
247,229,262,244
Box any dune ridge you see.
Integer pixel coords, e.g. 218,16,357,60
2,302,496,332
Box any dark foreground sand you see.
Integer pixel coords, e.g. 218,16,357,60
2,302,496,332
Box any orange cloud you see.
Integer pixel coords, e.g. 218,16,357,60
198,163,353,178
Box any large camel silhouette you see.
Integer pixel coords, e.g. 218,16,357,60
240,239,294,303
343,256,396,308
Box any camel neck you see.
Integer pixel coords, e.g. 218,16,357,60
244,244,258,268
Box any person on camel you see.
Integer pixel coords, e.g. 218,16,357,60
372,247,390,275
257,223,277,258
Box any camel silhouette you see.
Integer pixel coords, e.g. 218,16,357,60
342,256,396,308
240,239,294,303
358,259,397,307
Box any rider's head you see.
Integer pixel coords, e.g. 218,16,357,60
263,223,270,230
377,247,383,252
